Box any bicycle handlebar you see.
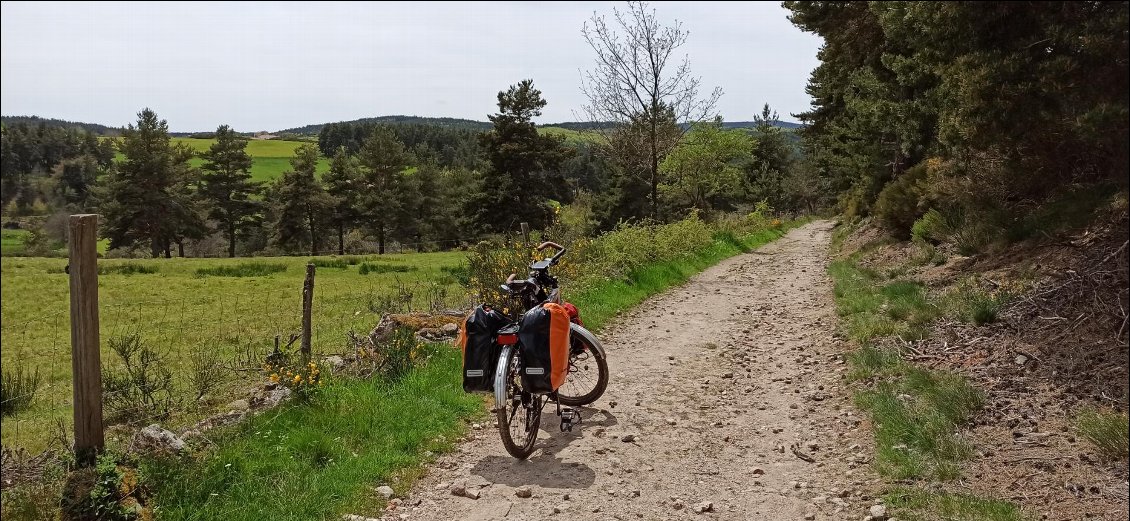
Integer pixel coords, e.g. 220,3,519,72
536,241,567,265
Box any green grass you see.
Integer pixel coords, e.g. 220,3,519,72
195,262,288,278
1,229,29,255
98,263,159,276
829,260,940,342
537,126,608,145
357,262,417,275
1075,408,1130,461
827,242,1015,518
885,487,1025,521
141,343,483,521
107,137,330,183
0,251,467,451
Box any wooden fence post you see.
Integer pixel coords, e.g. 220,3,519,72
68,214,103,465
301,263,314,361
520,222,530,247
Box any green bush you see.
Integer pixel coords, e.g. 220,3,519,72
874,163,929,238
195,262,287,277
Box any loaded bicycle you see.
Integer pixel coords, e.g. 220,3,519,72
458,242,609,459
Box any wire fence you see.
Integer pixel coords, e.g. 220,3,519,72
0,243,479,457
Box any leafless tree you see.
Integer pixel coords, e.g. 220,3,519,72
581,1,722,221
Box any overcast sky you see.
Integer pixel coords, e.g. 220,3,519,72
1,1,821,132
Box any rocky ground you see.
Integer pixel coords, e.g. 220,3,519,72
377,221,892,521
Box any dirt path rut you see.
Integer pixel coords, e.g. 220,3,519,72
384,220,878,521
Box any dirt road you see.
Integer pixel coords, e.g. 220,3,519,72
383,220,880,520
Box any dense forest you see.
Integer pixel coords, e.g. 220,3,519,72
784,1,1129,248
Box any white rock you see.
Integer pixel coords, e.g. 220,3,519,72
132,424,185,453
692,501,714,514
869,504,888,519
515,485,533,498
375,485,394,498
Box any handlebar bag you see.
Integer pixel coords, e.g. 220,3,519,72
458,305,509,392
518,303,572,393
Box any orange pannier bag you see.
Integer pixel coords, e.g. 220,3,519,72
517,303,571,393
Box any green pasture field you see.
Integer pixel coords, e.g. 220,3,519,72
105,137,329,183
1,229,29,255
0,251,468,451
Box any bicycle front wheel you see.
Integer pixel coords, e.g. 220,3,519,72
494,345,540,459
557,324,609,406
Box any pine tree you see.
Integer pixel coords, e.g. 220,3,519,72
323,147,360,255
356,127,410,254
100,108,205,257
199,125,261,257
272,143,330,255
475,79,570,232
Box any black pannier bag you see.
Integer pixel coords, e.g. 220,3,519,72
458,305,510,392
517,303,572,394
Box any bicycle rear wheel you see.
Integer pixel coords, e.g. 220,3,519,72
494,345,540,459
557,325,609,406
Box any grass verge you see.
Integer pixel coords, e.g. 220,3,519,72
141,344,482,521
828,249,1014,518
885,487,1025,521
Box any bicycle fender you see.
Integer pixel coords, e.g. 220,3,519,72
570,323,606,358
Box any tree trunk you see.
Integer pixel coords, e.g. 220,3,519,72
177,240,185,258
337,221,345,255
228,223,236,258
649,116,660,222
378,227,385,255
163,240,171,259
308,209,317,256
150,237,161,258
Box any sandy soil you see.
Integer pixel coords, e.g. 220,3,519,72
379,221,885,521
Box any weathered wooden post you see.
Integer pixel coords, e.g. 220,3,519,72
68,214,103,464
301,263,314,361
520,222,530,248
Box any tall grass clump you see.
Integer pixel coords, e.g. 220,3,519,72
195,262,287,277
99,263,159,275
1075,408,1130,461
1,366,41,416
357,262,416,275
308,258,349,269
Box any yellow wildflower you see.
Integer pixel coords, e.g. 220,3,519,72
269,373,279,383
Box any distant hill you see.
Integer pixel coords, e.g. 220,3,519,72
278,115,493,135
1,115,122,135
3,113,803,138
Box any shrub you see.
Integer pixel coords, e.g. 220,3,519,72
874,163,929,238
353,327,425,382
195,262,287,277
1075,408,1129,460
99,263,159,276
188,348,225,402
102,333,174,423
357,262,416,275
1,366,41,416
